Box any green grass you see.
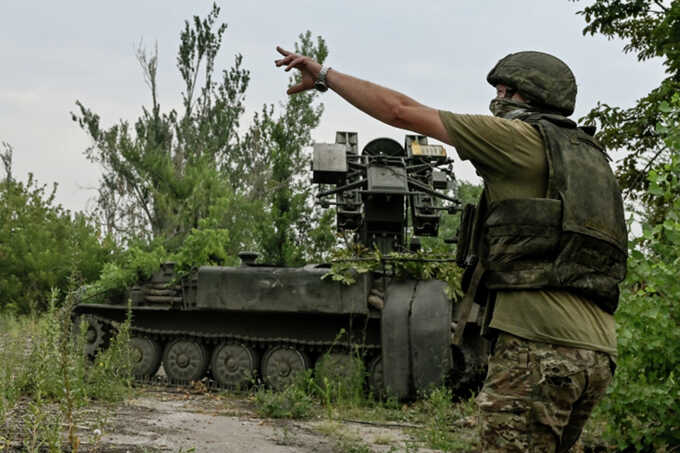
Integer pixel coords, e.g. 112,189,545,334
250,350,484,452
0,291,134,452
409,388,479,452
254,379,316,419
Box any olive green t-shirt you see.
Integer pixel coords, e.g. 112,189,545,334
439,111,617,356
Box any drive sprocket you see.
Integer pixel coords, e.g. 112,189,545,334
73,314,108,358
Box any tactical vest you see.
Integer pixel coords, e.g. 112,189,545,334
458,113,627,314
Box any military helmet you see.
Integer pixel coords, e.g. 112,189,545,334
487,51,577,116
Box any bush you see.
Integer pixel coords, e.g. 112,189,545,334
254,383,315,419
595,96,680,451
0,171,113,314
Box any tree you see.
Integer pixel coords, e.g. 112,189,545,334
596,93,680,451
74,4,249,250
73,5,329,266
570,4,680,447
0,145,113,313
244,32,329,265
572,0,680,221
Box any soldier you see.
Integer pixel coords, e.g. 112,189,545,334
275,48,626,452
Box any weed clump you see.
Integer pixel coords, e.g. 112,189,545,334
0,290,134,451
413,387,479,452
254,376,315,419
254,348,370,420
312,351,366,412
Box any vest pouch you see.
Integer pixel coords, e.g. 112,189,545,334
554,232,626,314
484,198,562,288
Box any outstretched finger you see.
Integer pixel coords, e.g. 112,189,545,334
287,82,306,95
276,46,291,57
285,56,306,72
275,54,293,67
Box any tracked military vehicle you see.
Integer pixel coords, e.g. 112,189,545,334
72,132,488,399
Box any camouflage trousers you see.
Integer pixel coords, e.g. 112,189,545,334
476,332,613,452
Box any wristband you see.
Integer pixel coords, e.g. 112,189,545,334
314,66,331,92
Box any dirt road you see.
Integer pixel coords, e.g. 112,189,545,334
87,389,436,453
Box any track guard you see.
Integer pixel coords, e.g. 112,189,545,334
410,280,452,393
381,280,416,399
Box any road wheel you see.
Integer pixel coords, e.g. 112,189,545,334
211,343,257,389
163,338,208,383
261,346,309,391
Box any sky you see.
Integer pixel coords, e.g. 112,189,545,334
0,1,667,213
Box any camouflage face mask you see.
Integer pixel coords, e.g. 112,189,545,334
489,98,533,119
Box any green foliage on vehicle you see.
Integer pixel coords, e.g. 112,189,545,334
323,245,464,302
84,223,239,300
320,179,479,300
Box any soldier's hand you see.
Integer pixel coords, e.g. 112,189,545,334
275,46,322,94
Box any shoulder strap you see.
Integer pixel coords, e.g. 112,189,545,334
452,261,485,346
454,189,490,346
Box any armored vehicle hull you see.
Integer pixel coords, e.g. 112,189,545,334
73,261,487,399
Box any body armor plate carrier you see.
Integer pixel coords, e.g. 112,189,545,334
462,113,627,314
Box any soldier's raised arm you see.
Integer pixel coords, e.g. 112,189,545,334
274,46,450,145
